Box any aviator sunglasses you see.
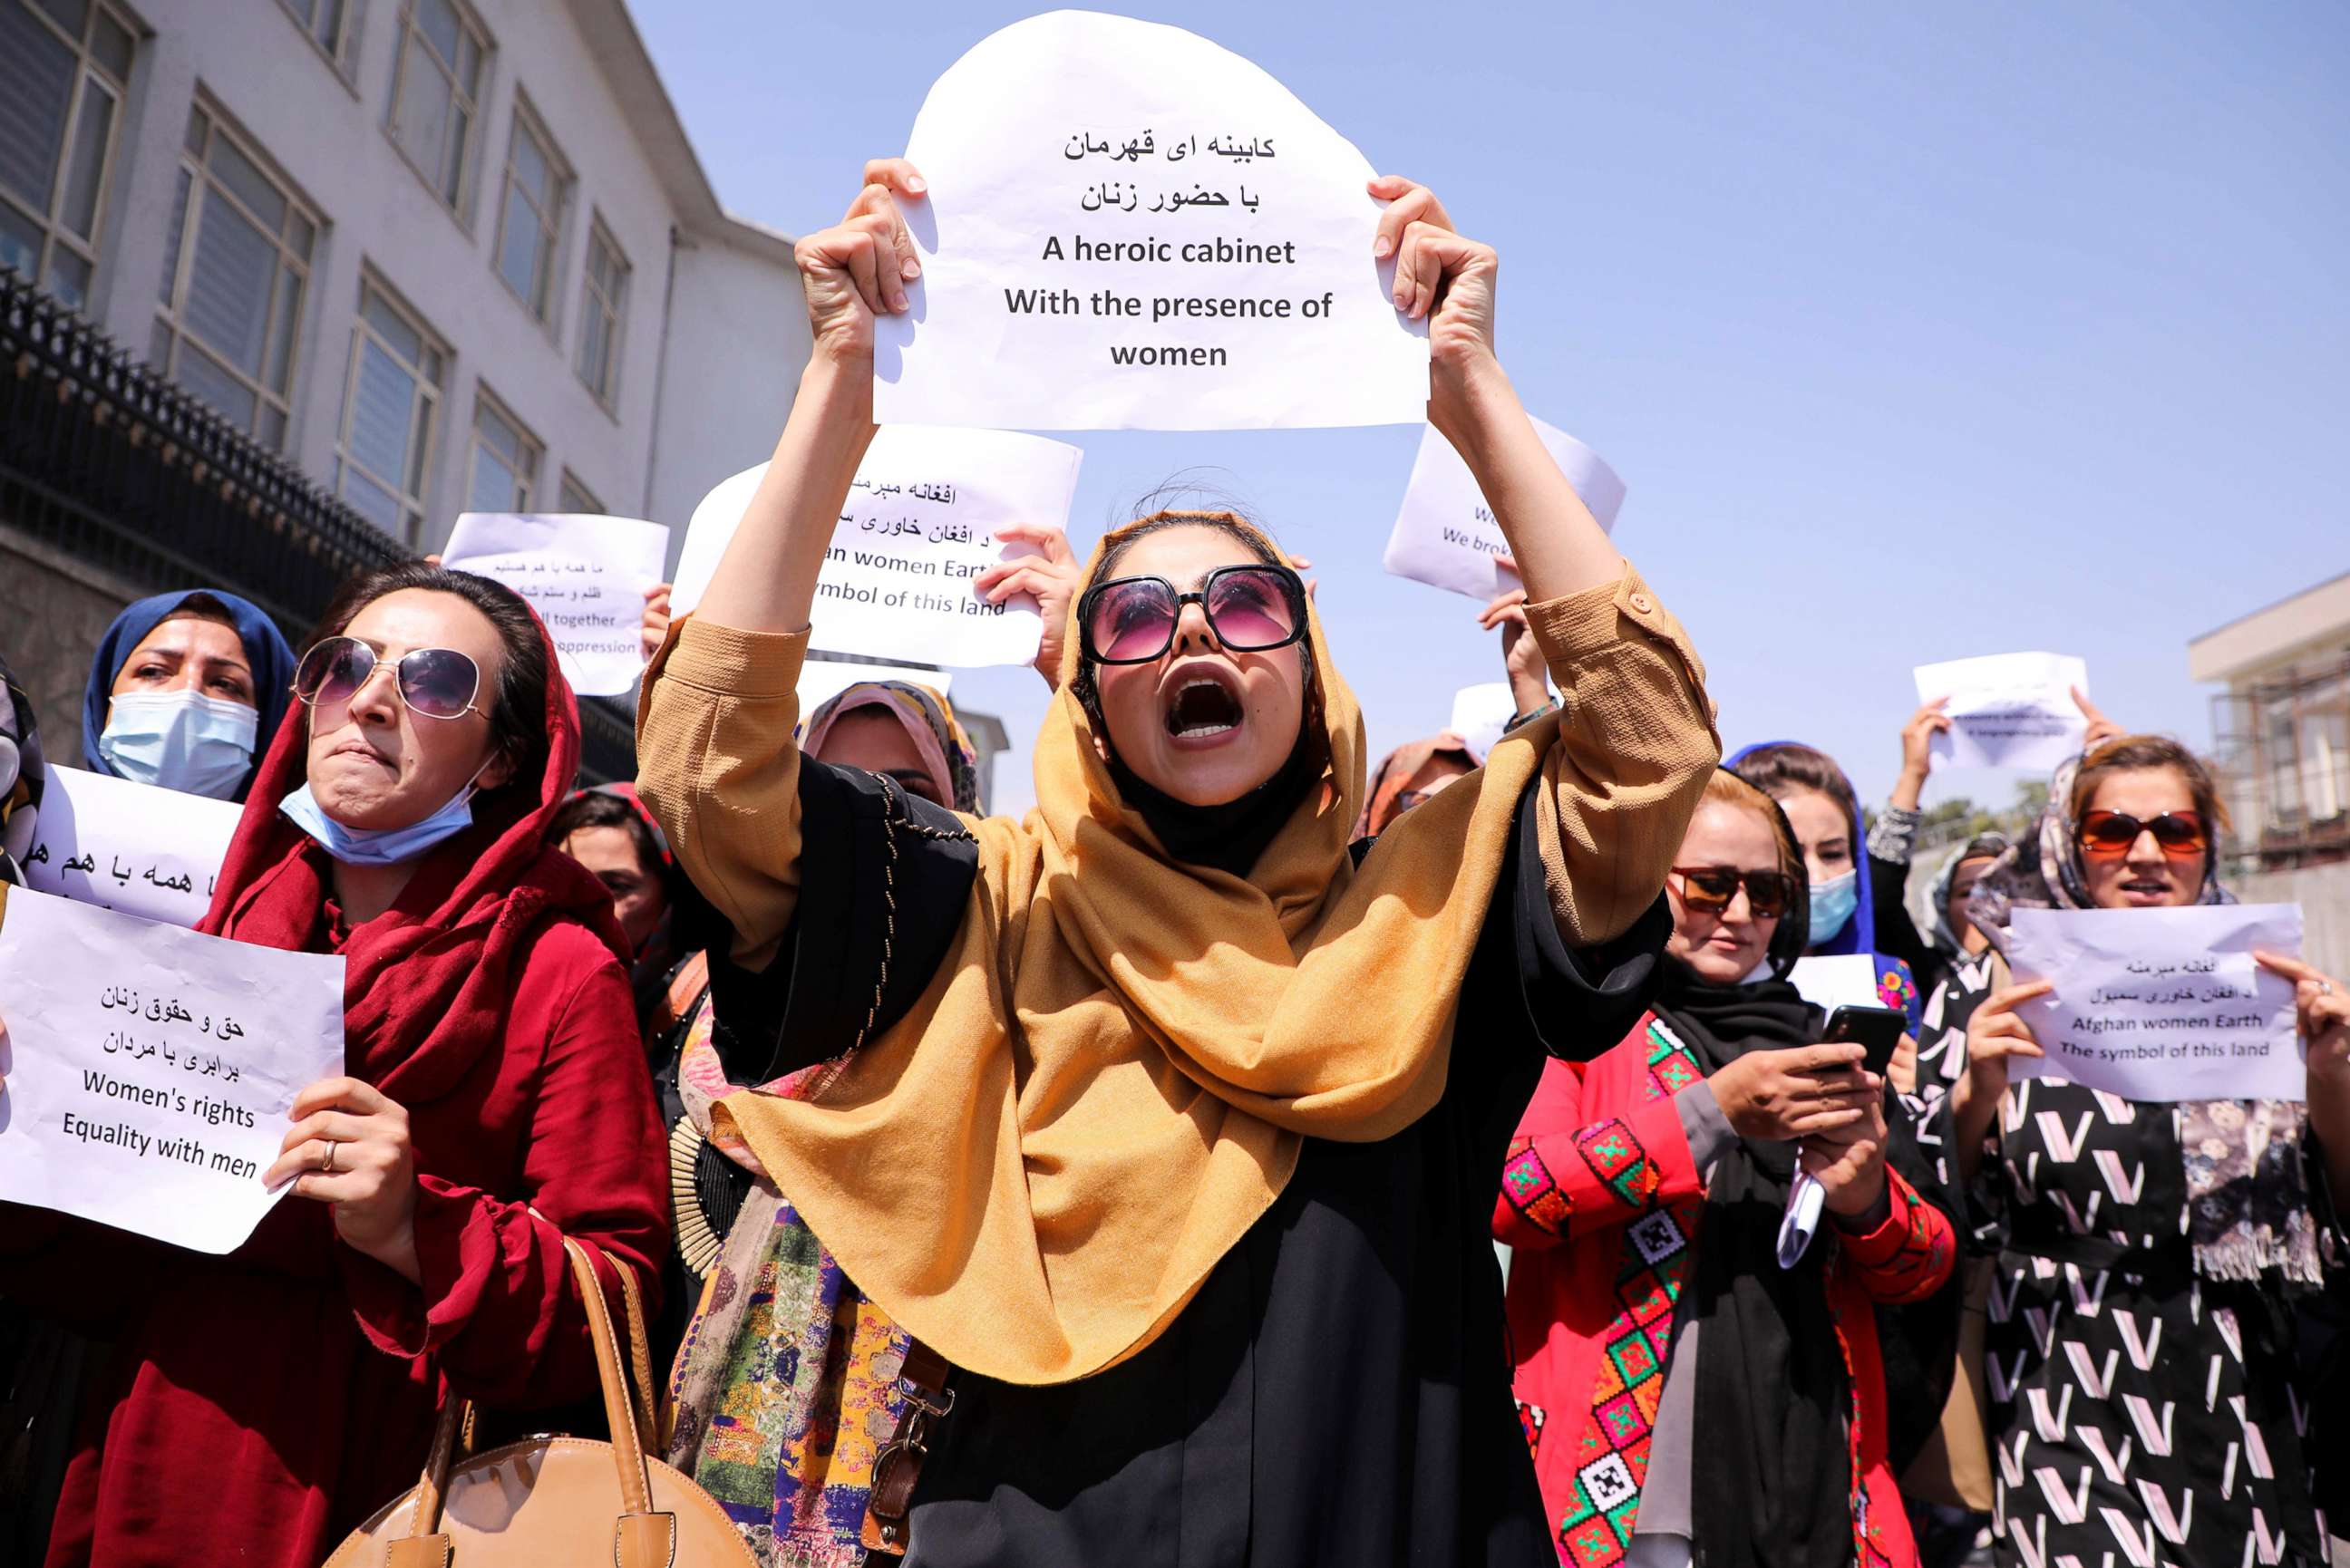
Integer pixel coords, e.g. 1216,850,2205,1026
293,635,487,721
2076,808,2209,860
1668,866,1797,919
1077,565,1307,666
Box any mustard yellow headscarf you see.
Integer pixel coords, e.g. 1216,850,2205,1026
714,513,1563,1384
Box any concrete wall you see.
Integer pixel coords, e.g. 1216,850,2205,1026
2238,863,2350,983
0,529,143,759
86,0,687,551
645,228,811,561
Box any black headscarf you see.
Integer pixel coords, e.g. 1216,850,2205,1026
1105,731,1321,878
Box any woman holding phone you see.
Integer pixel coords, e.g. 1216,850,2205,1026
1497,767,1956,1568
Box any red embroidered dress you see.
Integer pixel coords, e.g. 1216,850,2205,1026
1494,1011,1953,1568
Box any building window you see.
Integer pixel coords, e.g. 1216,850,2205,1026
385,0,486,217
466,390,539,513
557,469,601,513
0,0,136,315
278,0,359,76
152,104,319,450
335,276,444,544
576,217,627,408
492,95,568,322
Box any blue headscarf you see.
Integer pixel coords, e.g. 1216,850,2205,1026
1727,739,1922,1024
82,589,296,803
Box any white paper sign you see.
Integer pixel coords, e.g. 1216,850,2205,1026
443,512,671,696
0,886,346,1253
2005,904,2305,1101
1448,682,1520,764
1790,953,1887,1014
21,766,240,927
801,658,953,724
874,10,1430,431
1383,419,1626,599
670,429,1083,668
1913,652,2090,771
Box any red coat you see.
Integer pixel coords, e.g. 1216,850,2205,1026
3,915,666,1567
1494,1011,1953,1568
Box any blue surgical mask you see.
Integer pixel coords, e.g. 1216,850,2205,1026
1809,869,1859,944
280,762,489,866
99,690,258,800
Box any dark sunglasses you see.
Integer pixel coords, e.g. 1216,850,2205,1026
2077,808,2209,860
293,635,486,721
1669,865,1796,919
1077,565,1306,666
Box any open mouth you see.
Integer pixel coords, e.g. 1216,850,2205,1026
1164,677,1244,740
2119,876,2171,903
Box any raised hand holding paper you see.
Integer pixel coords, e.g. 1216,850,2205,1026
671,427,1083,668
2005,904,2305,1100
1913,652,2090,770
23,766,240,927
442,512,671,696
875,10,1429,431
0,886,346,1253
1384,419,1625,599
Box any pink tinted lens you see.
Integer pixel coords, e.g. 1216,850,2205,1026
1206,570,1295,648
1088,580,1178,661
399,647,481,718
296,637,374,709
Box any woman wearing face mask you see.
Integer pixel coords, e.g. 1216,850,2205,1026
636,159,1718,1564
0,564,667,1568
1498,769,1955,1568
1939,735,2347,1568
81,589,296,802
1732,740,1925,1027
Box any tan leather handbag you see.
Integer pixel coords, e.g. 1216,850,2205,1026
325,1237,755,1568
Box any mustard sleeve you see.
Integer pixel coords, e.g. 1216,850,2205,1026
1523,562,1722,946
633,615,811,971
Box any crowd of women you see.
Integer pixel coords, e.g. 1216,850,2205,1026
4,157,2349,1568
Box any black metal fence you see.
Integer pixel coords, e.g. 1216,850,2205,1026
0,269,636,780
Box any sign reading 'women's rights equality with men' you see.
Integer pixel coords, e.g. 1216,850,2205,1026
0,886,346,1253
2005,903,2305,1101
874,11,1430,431
1383,417,1627,600
670,427,1083,669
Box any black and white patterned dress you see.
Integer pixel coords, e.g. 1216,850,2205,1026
1916,966,2332,1568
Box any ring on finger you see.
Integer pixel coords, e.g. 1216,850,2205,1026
318,1139,337,1175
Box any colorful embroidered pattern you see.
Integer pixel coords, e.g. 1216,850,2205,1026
1643,1018,1703,1102
1576,1118,1661,1210
1519,1399,1547,1458
1553,1200,1695,1565
1502,1138,1574,1236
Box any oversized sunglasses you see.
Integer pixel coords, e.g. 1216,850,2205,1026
1077,566,1307,666
293,635,486,721
2077,808,2209,860
1669,865,1797,919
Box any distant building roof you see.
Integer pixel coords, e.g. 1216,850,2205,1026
2188,569,2350,685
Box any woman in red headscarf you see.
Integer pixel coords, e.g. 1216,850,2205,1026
0,563,668,1568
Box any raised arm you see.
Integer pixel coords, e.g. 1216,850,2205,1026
1377,177,1718,944
636,161,926,965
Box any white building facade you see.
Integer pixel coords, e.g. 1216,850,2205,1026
1,0,809,557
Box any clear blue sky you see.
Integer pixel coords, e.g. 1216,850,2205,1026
630,1,2347,818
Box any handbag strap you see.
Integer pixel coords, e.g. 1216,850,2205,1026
862,1338,956,1554
384,1237,663,1552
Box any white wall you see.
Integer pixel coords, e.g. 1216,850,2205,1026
645,228,811,562
89,0,686,550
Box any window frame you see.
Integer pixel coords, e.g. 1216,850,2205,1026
151,101,322,450
334,271,447,546
0,0,138,315
557,469,602,514
383,0,490,224
465,385,542,516
491,92,570,326
276,0,363,82
574,213,628,412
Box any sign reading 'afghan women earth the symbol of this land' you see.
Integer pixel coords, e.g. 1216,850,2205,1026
875,10,1431,431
